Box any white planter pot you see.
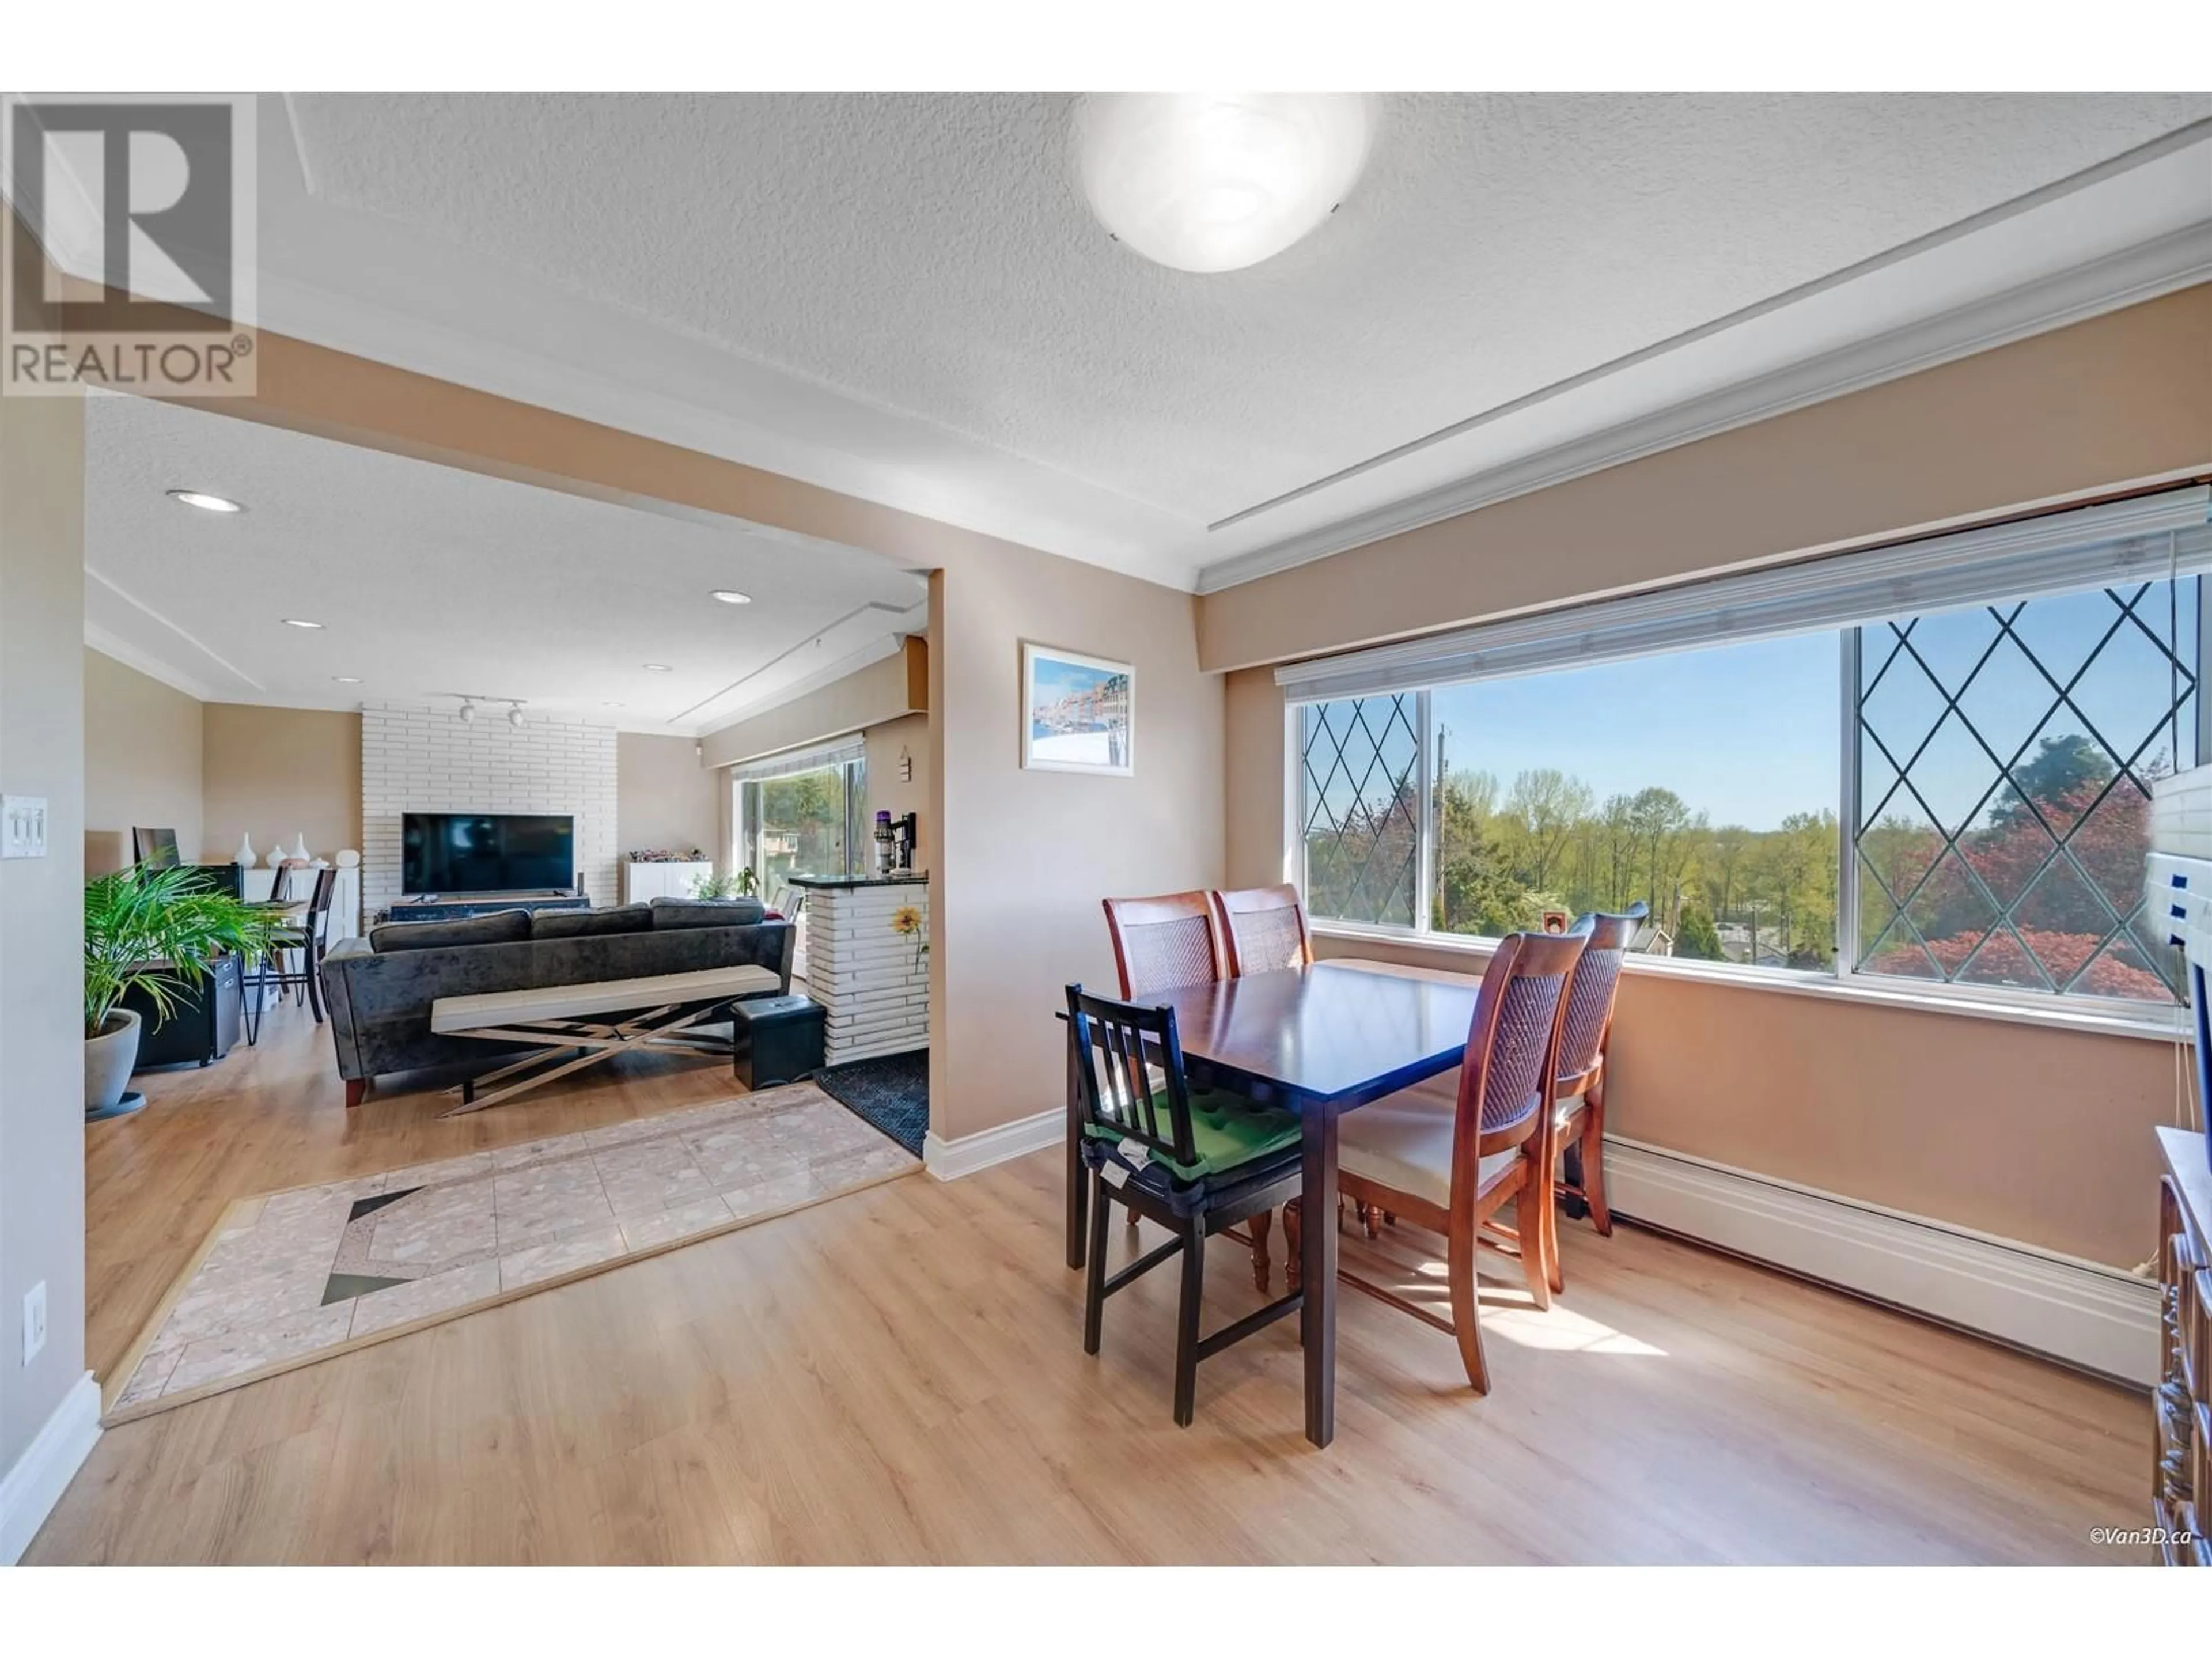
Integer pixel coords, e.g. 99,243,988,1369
85,1007,143,1117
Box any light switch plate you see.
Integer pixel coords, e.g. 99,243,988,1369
1,796,47,859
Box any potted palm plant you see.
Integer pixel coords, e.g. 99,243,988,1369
84,865,282,1118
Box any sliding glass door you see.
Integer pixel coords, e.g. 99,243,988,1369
734,747,869,897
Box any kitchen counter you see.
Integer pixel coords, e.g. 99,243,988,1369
787,873,929,889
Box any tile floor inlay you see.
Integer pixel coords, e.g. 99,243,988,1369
112,1082,918,1418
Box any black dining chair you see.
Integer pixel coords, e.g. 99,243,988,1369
246,863,338,1041
1065,983,1306,1427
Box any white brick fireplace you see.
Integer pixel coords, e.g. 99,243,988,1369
360,702,618,920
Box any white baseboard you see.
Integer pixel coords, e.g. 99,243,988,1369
0,1373,100,1565
924,1108,1063,1181
1605,1138,2161,1384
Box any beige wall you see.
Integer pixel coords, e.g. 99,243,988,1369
82,649,203,877
616,732,719,861
201,704,363,863
1213,287,2212,1268
0,379,88,1477
933,543,1222,1140
698,638,926,770
1200,285,2212,672
864,711,930,869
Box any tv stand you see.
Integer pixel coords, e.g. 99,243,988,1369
386,891,590,924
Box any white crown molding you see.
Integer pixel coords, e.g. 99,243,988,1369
0,1373,100,1565
923,1108,1063,1181
83,623,222,703
1195,225,2212,596
1605,1138,2160,1384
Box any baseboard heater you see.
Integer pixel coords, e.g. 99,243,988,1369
1603,1135,2160,1386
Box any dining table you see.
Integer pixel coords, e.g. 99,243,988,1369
1063,958,1482,1448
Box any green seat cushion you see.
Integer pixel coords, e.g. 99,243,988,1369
1085,1085,1301,1181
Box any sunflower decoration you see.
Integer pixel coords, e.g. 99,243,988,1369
890,904,928,972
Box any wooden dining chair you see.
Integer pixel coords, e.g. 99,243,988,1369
1099,892,1281,1291
1210,883,1313,976
1287,930,1585,1394
1065,984,1305,1427
1547,903,1647,1290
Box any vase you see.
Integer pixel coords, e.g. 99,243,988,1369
291,832,311,863
85,1007,143,1119
235,832,256,869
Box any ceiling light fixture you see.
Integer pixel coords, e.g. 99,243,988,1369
457,699,477,724
332,676,361,684
167,488,244,513
710,590,752,605
508,704,526,729
1073,93,1372,275
642,663,673,673
282,618,324,630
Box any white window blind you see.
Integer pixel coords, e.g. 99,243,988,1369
728,734,866,783
1275,487,2212,703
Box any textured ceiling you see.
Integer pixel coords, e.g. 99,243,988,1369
283,92,2212,531
84,393,925,733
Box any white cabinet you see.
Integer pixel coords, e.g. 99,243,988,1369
622,861,713,904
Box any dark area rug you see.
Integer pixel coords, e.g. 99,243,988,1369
815,1048,929,1156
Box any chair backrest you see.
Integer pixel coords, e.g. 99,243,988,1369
1101,891,1224,999
1448,931,1587,1176
269,858,312,903
1211,884,1312,977
132,827,181,869
1063,984,1200,1172
305,864,339,929
1555,902,1648,1093
180,861,243,900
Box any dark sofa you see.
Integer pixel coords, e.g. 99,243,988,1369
319,898,793,1105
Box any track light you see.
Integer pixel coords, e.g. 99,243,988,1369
508,705,525,729
457,700,477,724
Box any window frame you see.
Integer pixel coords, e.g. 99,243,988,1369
734,753,870,888
1282,488,2212,1031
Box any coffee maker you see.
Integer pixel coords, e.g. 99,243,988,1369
872,811,920,876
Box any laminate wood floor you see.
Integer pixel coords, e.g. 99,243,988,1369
30,1001,2150,1564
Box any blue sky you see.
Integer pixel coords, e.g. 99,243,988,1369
1031,655,1123,703
1430,634,1841,831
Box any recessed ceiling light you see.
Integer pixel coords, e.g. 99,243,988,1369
282,618,323,630
332,675,361,684
1073,93,1372,274
642,663,673,673
167,488,244,513
603,701,626,708
710,590,752,605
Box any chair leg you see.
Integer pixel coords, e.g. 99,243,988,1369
1248,1207,1272,1294
1283,1197,1301,1295
1582,1082,1613,1237
1082,1173,1111,1356
1447,1214,1490,1394
1172,1217,1205,1427
306,946,326,1025
1548,1116,1573,1297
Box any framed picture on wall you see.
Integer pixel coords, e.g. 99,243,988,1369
1021,642,1134,776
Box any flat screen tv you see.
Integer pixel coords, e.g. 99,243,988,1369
403,812,575,895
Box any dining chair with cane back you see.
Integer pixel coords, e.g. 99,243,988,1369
1209,883,1313,977
1547,903,1646,1290
1286,929,1585,1394
1099,892,1278,1291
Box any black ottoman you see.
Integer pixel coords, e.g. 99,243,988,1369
730,995,826,1089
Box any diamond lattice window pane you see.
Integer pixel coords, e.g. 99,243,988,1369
1301,696,1420,929
1900,605,2001,697
1903,849,1998,977
1955,634,2057,770
1852,573,2189,1008
1859,647,1947,767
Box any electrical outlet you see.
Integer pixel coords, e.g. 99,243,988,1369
22,1281,46,1363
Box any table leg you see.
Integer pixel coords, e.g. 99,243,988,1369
1065,1020,1088,1271
1300,1103,1339,1448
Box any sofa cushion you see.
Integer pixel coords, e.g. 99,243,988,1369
649,896,767,929
531,903,653,940
370,908,532,953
